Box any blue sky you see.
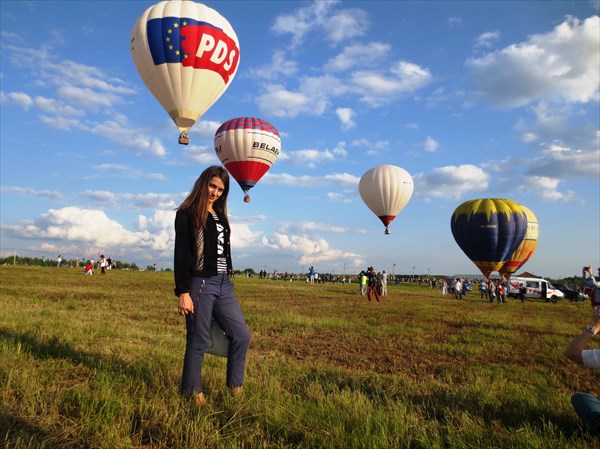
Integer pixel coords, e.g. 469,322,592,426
1,0,598,278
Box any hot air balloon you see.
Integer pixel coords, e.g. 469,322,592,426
499,205,538,279
450,198,528,278
359,165,414,234
214,117,281,202
130,1,240,145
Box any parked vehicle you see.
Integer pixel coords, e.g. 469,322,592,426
507,276,565,302
552,283,585,302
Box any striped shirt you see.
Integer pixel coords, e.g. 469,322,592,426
212,213,227,273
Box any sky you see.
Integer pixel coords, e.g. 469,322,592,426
1,0,599,279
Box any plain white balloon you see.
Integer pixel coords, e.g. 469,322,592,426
359,165,414,234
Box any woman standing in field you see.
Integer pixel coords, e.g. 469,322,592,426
174,166,251,404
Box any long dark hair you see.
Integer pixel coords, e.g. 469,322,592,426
178,166,230,230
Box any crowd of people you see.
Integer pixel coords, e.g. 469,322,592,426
74,254,115,275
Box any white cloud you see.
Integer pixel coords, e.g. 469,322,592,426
325,42,390,72
79,190,181,211
414,165,489,198
2,207,180,262
247,50,298,80
520,132,538,143
326,8,370,44
57,85,121,112
336,107,356,130
448,17,463,28
3,92,84,130
189,120,222,140
283,221,366,234
475,30,501,48
4,207,161,248
351,138,390,157
351,61,433,106
89,117,167,157
3,91,34,109
271,1,368,47
283,149,337,168
256,84,328,118
263,172,359,188
182,144,220,165
34,96,83,117
230,223,263,249
261,231,363,267
1,185,64,200
466,15,600,107
423,136,439,152
527,142,600,178
520,175,576,202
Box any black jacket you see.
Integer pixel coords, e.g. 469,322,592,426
174,207,232,296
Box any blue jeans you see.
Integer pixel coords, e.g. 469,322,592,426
571,392,600,436
181,273,251,396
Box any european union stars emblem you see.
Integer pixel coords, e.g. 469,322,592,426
147,17,202,65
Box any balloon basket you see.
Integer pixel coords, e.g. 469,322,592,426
243,194,250,203
178,133,189,145
385,228,391,235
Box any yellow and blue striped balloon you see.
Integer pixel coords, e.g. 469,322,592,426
451,198,528,278
499,205,538,279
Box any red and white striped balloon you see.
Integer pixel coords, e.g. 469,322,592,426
214,117,281,202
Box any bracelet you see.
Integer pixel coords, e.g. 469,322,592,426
586,326,596,335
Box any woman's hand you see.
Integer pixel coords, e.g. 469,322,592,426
178,292,194,316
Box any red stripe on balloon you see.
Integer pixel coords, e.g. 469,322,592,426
378,215,396,226
225,160,270,184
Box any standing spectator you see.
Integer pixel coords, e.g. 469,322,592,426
381,270,388,296
360,270,367,296
480,280,487,300
309,266,315,285
174,166,251,404
564,312,600,436
519,283,527,303
440,279,448,296
497,282,505,304
366,267,381,303
56,255,62,267
489,283,496,304
583,266,600,309
454,278,463,300
99,255,107,274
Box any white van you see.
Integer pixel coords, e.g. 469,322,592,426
507,276,565,302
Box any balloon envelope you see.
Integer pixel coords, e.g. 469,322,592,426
214,117,281,201
451,198,528,278
130,1,240,135
499,205,538,279
359,165,414,234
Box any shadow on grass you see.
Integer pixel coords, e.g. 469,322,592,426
1,411,51,449
0,327,166,389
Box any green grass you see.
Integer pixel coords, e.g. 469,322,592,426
0,265,597,448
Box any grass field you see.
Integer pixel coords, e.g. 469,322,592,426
1,265,598,449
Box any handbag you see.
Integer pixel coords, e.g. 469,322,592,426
206,319,229,357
